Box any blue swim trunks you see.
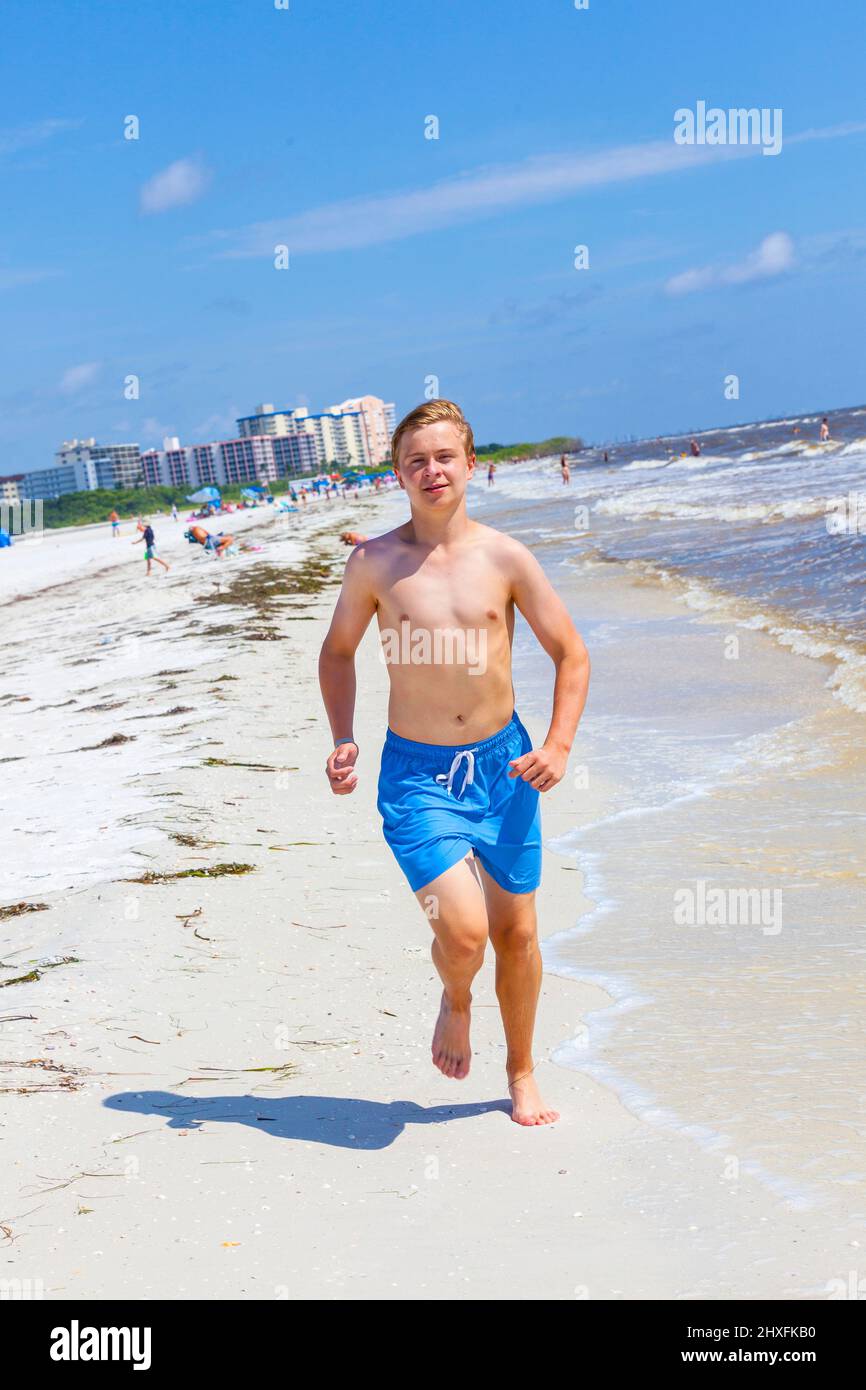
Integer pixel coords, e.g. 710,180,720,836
377,711,542,894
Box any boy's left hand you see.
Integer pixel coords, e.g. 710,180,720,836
508,744,568,792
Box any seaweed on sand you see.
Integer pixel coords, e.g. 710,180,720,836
78,732,136,751
195,555,339,621
202,758,293,771
0,902,49,921
125,862,256,884
0,1057,87,1094
0,956,79,988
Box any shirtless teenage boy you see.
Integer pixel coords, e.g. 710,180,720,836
318,400,590,1125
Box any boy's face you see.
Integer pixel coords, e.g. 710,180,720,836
395,421,475,505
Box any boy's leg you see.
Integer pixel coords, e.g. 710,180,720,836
476,861,560,1125
413,854,488,1080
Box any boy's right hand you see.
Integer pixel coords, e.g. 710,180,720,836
326,742,359,795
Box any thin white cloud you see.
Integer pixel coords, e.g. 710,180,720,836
204,121,863,258
60,362,101,395
210,140,740,257
665,232,795,295
140,157,210,214
0,118,83,157
191,409,239,440
0,267,60,291
141,416,179,444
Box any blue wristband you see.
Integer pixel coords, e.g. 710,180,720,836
334,737,357,746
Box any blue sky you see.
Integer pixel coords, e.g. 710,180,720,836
2,0,865,473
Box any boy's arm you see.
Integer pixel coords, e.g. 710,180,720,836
507,540,590,791
318,545,378,795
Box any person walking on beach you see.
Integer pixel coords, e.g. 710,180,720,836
820,416,831,442
109,509,120,537
560,453,570,484
171,502,179,521
487,461,496,487
132,520,170,576
319,399,590,1126
690,438,701,457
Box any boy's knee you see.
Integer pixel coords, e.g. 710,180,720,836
434,927,487,964
490,920,538,955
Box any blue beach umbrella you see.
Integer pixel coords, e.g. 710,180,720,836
186,486,221,504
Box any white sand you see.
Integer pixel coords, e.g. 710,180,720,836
0,488,857,1299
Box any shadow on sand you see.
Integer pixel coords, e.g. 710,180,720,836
103,1090,511,1149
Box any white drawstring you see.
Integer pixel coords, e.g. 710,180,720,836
435,748,478,798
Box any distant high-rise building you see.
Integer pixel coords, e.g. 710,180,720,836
55,439,143,490
332,396,394,466
0,474,23,504
19,463,82,500
140,432,317,490
21,441,142,499
237,394,395,469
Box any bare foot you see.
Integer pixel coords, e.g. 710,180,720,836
507,1068,560,1126
431,992,472,1079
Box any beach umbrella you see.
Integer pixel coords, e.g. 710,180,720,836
187,486,221,504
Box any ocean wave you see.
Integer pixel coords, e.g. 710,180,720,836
594,491,834,524
622,457,671,471
618,558,866,713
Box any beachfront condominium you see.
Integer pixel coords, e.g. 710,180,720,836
20,439,143,500
140,431,317,491
0,475,24,504
236,394,396,470
337,396,395,468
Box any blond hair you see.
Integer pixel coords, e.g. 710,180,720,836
390,399,475,467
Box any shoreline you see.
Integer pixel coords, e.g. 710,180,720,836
1,482,862,1298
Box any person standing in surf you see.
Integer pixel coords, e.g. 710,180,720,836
318,399,590,1126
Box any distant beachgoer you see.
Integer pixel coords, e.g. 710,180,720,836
340,531,368,546
132,522,170,576
109,510,120,537
690,438,701,457
487,462,496,486
820,417,830,441
603,451,609,463
560,454,570,484
171,503,178,521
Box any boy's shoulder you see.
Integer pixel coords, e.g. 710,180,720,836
342,525,408,582
348,523,409,560
468,519,531,564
